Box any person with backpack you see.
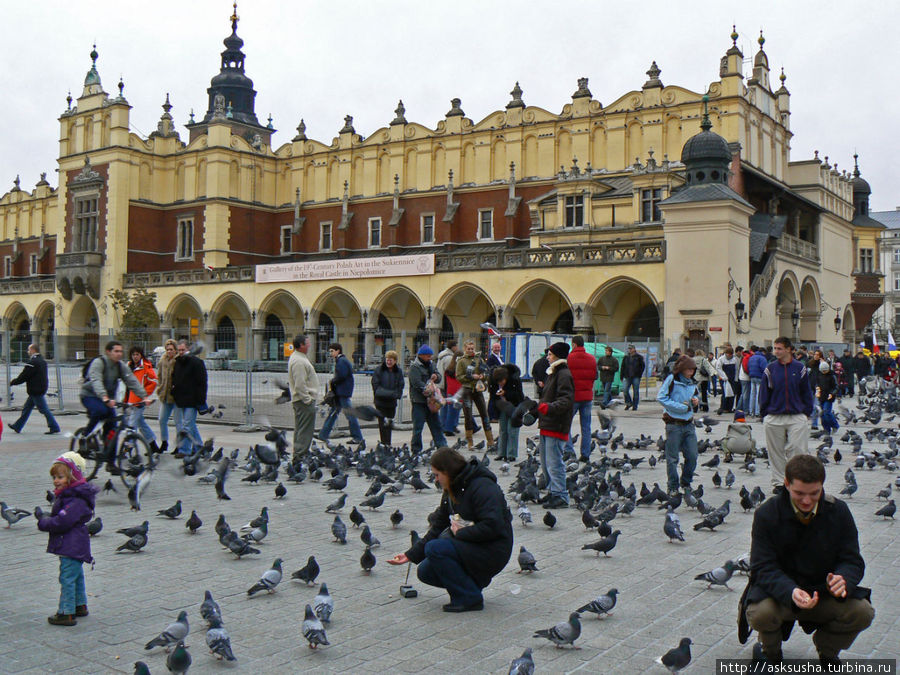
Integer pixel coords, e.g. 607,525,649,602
692,348,715,413
747,346,768,419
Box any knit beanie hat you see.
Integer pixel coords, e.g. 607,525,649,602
819,361,831,373
417,344,434,356
54,451,86,482
548,342,570,360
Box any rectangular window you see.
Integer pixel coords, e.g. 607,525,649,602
478,209,493,240
564,195,584,228
368,218,381,248
176,217,194,261
640,188,663,223
280,225,293,255
859,248,874,273
421,214,434,244
894,273,900,292
894,248,900,264
320,222,332,251
30,253,38,276
73,195,99,252
3,256,11,278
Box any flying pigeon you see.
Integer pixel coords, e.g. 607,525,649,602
576,588,618,618
533,612,581,649
302,603,330,649
247,558,283,596
144,610,189,651
1,502,31,527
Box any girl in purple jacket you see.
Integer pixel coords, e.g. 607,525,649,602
38,452,98,626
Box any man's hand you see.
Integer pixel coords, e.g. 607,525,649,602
826,573,847,598
792,587,819,609
690,397,699,407
430,374,439,382
105,399,115,408
450,519,462,535
387,553,409,565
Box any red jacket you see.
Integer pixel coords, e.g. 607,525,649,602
566,346,598,402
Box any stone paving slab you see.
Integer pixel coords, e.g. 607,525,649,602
0,397,898,673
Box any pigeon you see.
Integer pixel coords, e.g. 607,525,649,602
533,612,581,649
875,500,896,520
165,641,192,674
724,469,736,488
247,558,283,595
215,460,232,500
144,610,189,651
657,637,692,673
225,533,260,558
349,506,366,527
360,546,377,573
116,532,148,553
214,514,230,537
325,493,347,514
543,510,557,529
517,545,538,573
390,509,404,528
302,603,330,649
1,502,31,527
693,511,724,531
292,556,320,585
102,479,117,494
241,521,268,544
133,661,151,675
206,616,237,661
157,500,182,519
712,471,722,488
200,590,222,625
128,468,153,511
313,583,334,623
185,510,202,534
694,560,737,589
240,508,269,533
331,516,348,544
839,482,858,498
576,588,618,618
118,521,149,537
324,472,348,492
517,503,533,526
86,517,103,537
581,510,599,529
702,454,720,469
274,482,287,499
508,647,535,675
581,530,621,556
597,520,612,537
360,524,381,549
664,514,685,542
359,491,385,511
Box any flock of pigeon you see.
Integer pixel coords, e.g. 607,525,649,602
3,384,899,673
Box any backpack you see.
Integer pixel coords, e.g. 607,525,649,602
80,356,100,382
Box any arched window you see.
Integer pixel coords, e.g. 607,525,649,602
262,314,285,361
316,313,335,365
215,316,236,355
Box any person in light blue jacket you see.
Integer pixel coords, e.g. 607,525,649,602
657,355,700,495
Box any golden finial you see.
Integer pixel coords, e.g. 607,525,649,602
230,2,239,29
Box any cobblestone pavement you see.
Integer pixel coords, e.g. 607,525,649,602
0,396,897,674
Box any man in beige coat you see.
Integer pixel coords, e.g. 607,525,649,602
288,334,319,464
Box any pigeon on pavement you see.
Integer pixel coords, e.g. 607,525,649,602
581,530,621,556
166,641,192,674
533,612,582,649
657,637,692,673
144,610,189,651
875,500,896,520
360,546,377,573
185,510,202,534
200,590,222,625
576,588,618,618
694,560,737,590
206,616,237,661
247,558,283,596
313,583,334,623
517,545,538,573
157,500,182,519
292,556,320,585
302,603,330,649
116,532,148,553
325,493,347,513
508,647,535,674
331,516,348,544
390,509,404,528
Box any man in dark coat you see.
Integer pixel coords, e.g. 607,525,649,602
620,344,645,410
408,345,445,454
741,455,874,667
536,342,575,509
531,349,550,398
318,342,364,444
172,339,208,457
9,344,60,434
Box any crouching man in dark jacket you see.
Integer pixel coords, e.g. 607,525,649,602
388,447,513,612
740,455,874,668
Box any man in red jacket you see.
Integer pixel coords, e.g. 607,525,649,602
565,335,598,461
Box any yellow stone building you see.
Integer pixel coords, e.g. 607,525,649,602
0,18,883,365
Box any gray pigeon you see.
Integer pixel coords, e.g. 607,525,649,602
241,521,268,544
875,499,896,520
657,637,692,672
247,558,283,595
581,530,621,556
86,516,103,536
144,610,189,651
325,493,347,513
576,588,618,618
694,560,736,589
302,603,330,649
292,556,320,585
157,500,182,519
206,616,237,661
664,513,685,542
517,545,538,573
331,515,348,544
166,640,192,674
200,590,221,625
508,647,535,674
360,524,381,549
1,502,31,527
185,510,202,534
313,583,334,623
116,531,148,553
533,612,581,648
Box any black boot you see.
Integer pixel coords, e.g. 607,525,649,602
159,440,168,454
150,440,161,454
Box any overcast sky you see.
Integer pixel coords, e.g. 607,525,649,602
2,1,896,212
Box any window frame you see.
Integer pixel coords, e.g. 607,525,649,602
280,225,293,255
564,195,584,228
3,255,11,278
893,273,900,292
368,217,382,249
478,208,494,241
73,193,100,252
320,221,333,251
175,216,194,261
893,247,900,264
640,187,663,223
421,213,435,244
859,248,874,274
29,253,39,276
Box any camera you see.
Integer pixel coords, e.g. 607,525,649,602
400,585,418,598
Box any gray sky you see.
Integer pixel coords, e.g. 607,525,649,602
2,1,896,211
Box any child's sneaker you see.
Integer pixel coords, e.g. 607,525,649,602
47,613,76,626
75,605,89,617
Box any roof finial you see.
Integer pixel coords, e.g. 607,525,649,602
731,25,738,47
162,93,172,114
853,152,860,178
66,91,72,110
757,30,765,49
700,94,712,132
779,67,786,84
230,1,239,32
90,43,98,65
118,77,125,98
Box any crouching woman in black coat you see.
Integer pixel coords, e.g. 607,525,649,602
388,447,513,612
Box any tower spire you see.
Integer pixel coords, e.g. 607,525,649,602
700,94,711,132
230,1,239,32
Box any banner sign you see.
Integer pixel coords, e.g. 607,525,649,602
256,253,434,283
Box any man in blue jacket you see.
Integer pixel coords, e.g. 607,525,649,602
318,343,364,445
758,337,814,489
746,346,768,419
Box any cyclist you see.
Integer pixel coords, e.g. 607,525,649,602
79,340,147,474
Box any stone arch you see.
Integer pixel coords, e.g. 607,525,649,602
799,276,820,343
33,300,56,358
67,296,100,359
5,302,31,362
165,293,203,342
508,280,573,333
259,289,304,361
312,288,363,366
209,291,252,357
775,271,801,338
588,277,661,340
436,282,495,337
842,307,855,342
370,284,427,364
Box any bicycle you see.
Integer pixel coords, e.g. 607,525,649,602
69,402,154,489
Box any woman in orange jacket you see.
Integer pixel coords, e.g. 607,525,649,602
126,346,160,453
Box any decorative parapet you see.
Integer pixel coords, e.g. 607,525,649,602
0,276,56,295
776,233,819,261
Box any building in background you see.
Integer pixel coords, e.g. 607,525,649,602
872,207,900,340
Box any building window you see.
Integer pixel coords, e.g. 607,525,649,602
564,195,584,228
640,188,663,222
369,218,382,248
894,273,900,292
320,222,332,251
421,214,434,244
859,248,874,273
73,194,99,252
3,256,11,278
894,248,900,264
176,217,194,261
478,209,493,240
280,225,292,255
30,254,39,276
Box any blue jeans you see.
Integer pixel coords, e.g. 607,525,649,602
81,396,115,435
128,406,156,443
440,401,461,433
411,402,446,454
158,402,176,442
748,378,762,416
739,380,751,413
10,394,60,432
539,435,568,502
600,381,613,406
810,398,821,428
821,400,838,432
497,410,519,460
565,400,593,459
622,377,641,409
664,422,698,492
58,556,86,615
319,396,363,441
175,406,202,455
417,538,483,606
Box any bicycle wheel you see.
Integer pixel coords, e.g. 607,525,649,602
116,431,152,489
70,427,104,482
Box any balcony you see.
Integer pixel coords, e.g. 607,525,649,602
851,271,883,297
775,233,819,263
0,275,56,295
56,251,105,300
